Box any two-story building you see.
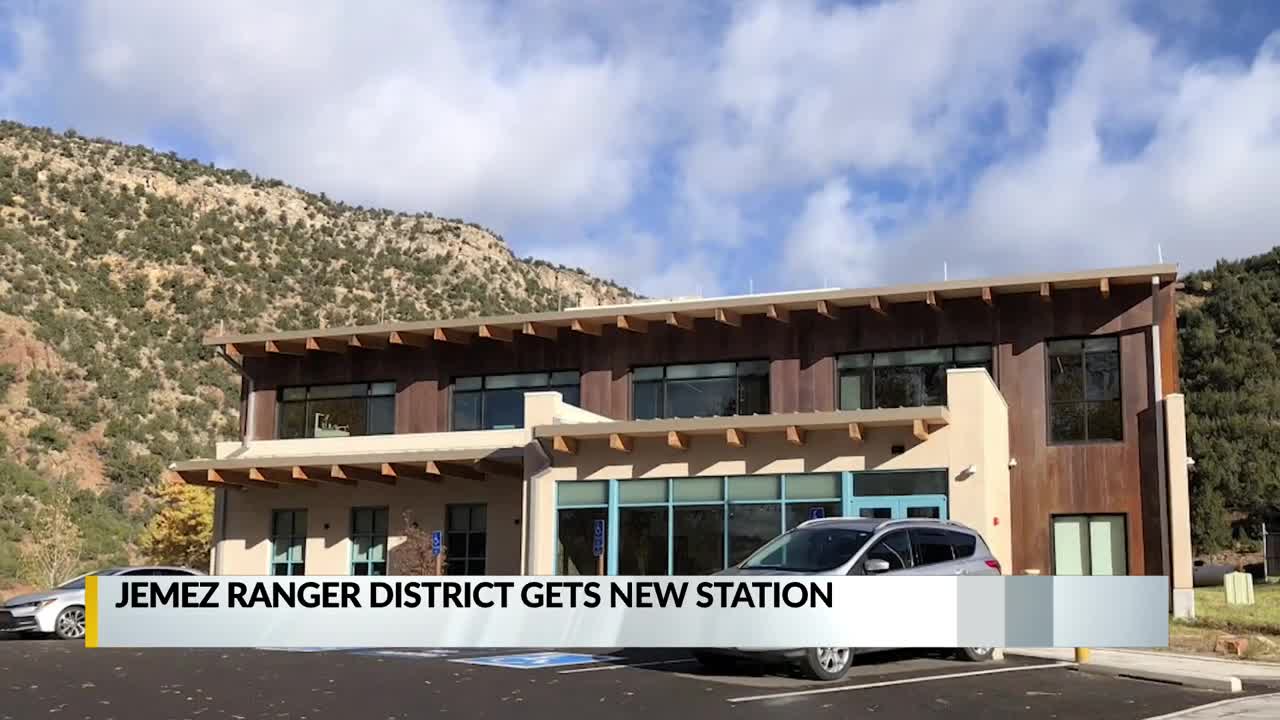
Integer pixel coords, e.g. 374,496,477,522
173,264,1196,617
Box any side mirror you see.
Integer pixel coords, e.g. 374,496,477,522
864,558,891,574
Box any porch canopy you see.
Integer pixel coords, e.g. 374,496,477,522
532,406,950,455
171,445,524,490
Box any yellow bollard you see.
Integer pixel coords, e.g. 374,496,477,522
1075,647,1091,664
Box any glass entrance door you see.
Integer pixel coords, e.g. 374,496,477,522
849,495,948,520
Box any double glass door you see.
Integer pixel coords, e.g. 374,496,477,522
849,495,947,520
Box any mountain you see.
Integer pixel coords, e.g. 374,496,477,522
0,121,635,588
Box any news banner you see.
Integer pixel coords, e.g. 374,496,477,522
85,575,1167,649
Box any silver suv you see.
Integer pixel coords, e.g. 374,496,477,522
695,517,1002,681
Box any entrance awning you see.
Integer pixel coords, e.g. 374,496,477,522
170,446,524,490
532,407,949,455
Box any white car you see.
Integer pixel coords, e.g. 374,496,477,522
1,566,205,640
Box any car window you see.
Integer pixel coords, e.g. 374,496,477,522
947,531,977,559
910,528,955,566
120,569,154,576
149,569,194,576
740,527,873,572
863,530,913,571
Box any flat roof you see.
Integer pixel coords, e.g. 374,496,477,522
531,407,948,441
205,263,1177,352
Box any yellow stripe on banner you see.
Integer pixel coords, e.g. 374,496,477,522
84,575,98,648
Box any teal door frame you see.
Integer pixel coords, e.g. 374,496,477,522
849,495,948,520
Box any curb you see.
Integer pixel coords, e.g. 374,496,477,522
1071,662,1242,692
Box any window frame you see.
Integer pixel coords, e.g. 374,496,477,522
859,529,915,573
275,381,397,440
630,359,771,420
1044,335,1124,445
445,503,488,576
1050,513,1129,576
835,344,995,411
349,506,390,576
270,508,308,576
450,370,581,431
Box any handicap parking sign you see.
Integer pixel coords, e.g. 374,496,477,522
592,519,605,557
453,651,619,669
808,506,825,520
431,530,442,555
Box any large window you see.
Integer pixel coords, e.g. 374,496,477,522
1052,514,1127,575
453,371,580,430
838,346,992,410
350,507,389,576
633,361,769,420
277,382,395,439
270,509,307,576
556,482,608,576
1047,337,1122,442
446,504,487,575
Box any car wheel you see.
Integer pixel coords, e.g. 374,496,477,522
957,646,994,662
54,606,86,640
692,651,737,673
800,647,853,681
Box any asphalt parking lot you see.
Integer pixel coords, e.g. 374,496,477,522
1,639,1275,719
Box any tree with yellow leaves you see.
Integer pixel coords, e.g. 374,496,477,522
140,481,213,570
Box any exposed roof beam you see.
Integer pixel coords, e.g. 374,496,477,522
227,342,266,359
609,433,632,453
925,291,941,312
389,331,430,348
380,462,430,482
251,467,316,487
294,465,356,486
212,468,277,489
570,319,602,336
616,315,648,333
785,425,805,446
726,428,746,448
868,296,887,315
815,300,838,320
332,464,395,485
552,436,578,455
912,419,930,442
266,339,305,356
666,312,695,331
426,460,485,481
522,321,559,340
473,459,522,479
714,308,742,327
1039,282,1052,302
667,430,689,451
848,422,863,444
433,327,472,344
349,334,389,350
306,337,348,354
981,287,994,306
477,324,513,343
766,304,790,323
1099,277,1111,298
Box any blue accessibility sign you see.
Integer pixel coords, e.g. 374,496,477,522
431,531,442,555
453,651,619,669
808,506,825,520
592,519,605,557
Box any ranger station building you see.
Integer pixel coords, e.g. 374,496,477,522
173,264,1196,618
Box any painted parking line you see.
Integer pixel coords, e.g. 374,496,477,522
452,651,621,669
725,661,1073,703
558,658,702,674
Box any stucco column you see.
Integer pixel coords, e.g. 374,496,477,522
522,392,564,575
1164,393,1195,619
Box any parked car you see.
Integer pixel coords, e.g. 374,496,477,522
694,517,1002,681
0,566,206,640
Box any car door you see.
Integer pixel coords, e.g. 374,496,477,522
905,528,961,575
854,529,914,574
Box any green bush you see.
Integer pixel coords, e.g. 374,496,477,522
28,421,67,452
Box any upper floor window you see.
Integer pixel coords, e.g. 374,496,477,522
632,360,770,420
838,345,992,410
453,371,580,430
277,382,395,440
1047,336,1122,443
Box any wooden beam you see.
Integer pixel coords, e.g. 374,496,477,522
815,300,838,320
473,459,522,479
226,342,267,359
211,468,277,489
349,333,389,350
552,436,578,455
925,291,941,312
266,339,305,356
1099,277,1111,298
714,308,741,327
666,431,689,451
726,428,746,448
175,469,240,489
766,304,790,323
426,461,485,481
570,319,602,336
477,324,513,342
912,419,930,442
294,465,355,486
785,425,805,446
868,296,887,315
848,422,863,444
433,327,471,344
332,464,395,485
609,433,633,453
981,287,993,306
522,321,559,340
380,463,423,482
1039,282,1052,302
389,330,430,348
616,315,648,333
665,312,695,331
251,467,316,487
305,337,348,354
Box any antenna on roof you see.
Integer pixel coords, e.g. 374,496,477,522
749,277,754,294
944,262,949,281
1157,244,1164,263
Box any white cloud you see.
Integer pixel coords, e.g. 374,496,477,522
782,179,883,289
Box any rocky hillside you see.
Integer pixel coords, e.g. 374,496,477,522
0,121,634,586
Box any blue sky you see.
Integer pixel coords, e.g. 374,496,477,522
2,0,1279,298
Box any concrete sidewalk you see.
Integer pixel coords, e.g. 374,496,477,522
1142,692,1280,719
1010,648,1280,692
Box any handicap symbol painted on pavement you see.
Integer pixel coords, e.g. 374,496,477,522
452,651,620,669
353,649,461,660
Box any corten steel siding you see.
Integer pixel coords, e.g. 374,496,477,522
237,282,1177,575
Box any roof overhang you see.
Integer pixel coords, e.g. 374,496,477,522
532,407,949,455
204,264,1178,358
